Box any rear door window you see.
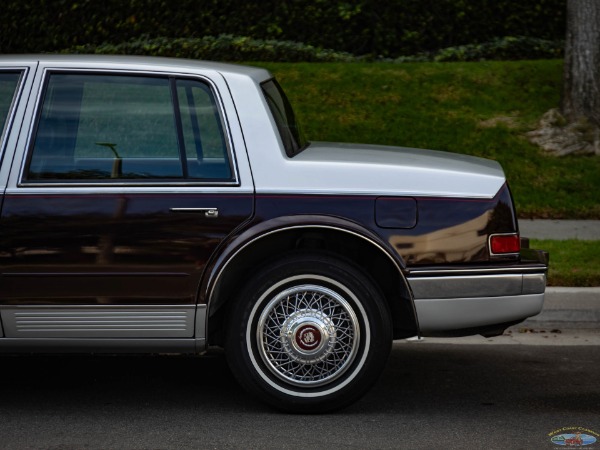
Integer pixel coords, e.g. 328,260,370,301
176,78,231,179
25,73,232,182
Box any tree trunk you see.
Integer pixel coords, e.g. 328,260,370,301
561,0,600,127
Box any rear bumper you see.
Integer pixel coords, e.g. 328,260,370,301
407,257,547,336
413,292,544,335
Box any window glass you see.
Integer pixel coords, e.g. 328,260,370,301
176,79,231,179
28,74,182,180
27,73,233,182
0,72,22,140
261,79,307,157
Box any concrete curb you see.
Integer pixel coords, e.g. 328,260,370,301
520,286,600,329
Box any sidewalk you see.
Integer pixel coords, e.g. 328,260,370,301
521,287,600,330
519,219,600,240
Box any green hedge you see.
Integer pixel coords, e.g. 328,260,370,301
66,35,564,63
0,0,566,57
395,36,565,62
66,35,355,62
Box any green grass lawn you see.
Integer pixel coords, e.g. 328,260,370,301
532,240,600,287
262,60,600,219
259,61,599,287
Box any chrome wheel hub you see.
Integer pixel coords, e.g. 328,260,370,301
281,311,336,364
257,284,360,387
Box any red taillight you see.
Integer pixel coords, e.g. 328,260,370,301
490,234,520,254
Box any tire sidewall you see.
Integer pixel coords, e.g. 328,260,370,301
226,254,391,412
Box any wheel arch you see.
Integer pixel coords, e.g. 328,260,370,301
202,216,419,345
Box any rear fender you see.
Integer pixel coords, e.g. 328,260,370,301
200,215,418,342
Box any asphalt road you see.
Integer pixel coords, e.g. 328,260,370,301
0,340,598,450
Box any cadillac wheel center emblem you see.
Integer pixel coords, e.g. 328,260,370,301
296,324,321,350
257,284,361,387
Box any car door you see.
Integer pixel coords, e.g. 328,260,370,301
0,62,35,338
0,64,253,340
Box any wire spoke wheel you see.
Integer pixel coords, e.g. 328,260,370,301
226,253,392,413
257,284,360,387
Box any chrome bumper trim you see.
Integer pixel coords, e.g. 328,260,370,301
408,273,546,300
408,264,547,277
522,273,547,295
415,293,544,333
408,270,546,334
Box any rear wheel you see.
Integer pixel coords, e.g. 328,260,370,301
225,253,392,413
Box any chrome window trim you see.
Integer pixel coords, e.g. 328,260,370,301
4,185,253,195
15,180,241,189
0,68,28,162
17,67,240,188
